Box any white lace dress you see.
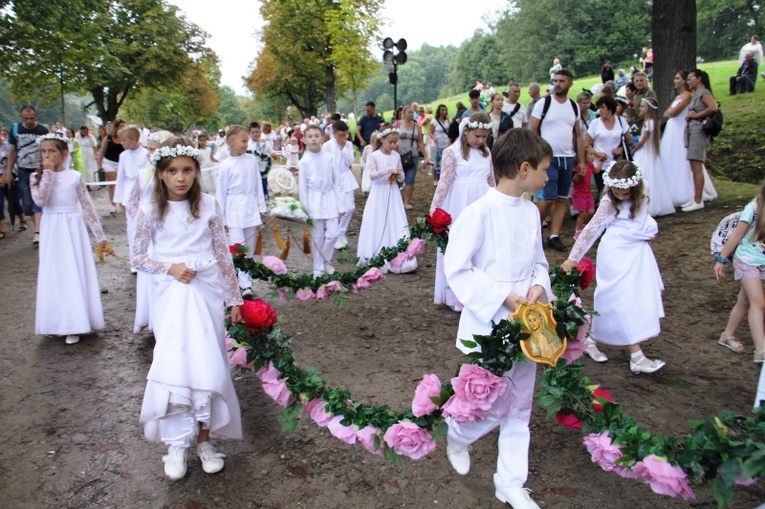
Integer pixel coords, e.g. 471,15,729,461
660,99,717,206
566,192,664,346
31,169,106,336
132,194,244,442
632,120,674,216
429,144,495,308
357,150,416,273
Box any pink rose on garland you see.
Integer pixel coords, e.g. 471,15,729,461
304,398,332,427
256,361,280,383
314,285,329,300
451,364,507,411
327,415,358,444
440,394,485,423
257,362,292,407
277,289,289,301
405,238,426,259
583,431,624,472
241,299,278,332
362,267,385,284
325,280,343,293
555,411,584,430
561,300,587,364
355,277,372,290
229,346,253,369
632,455,695,500
411,374,442,417
295,288,314,301
262,255,288,275
356,425,383,455
225,335,234,351
389,252,408,272
383,421,437,460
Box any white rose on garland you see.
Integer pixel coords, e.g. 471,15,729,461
267,167,298,196
268,196,313,226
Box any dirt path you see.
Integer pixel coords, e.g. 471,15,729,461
1,179,764,508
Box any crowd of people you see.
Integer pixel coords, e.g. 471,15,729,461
0,45,763,509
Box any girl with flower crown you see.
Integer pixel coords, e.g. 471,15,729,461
631,98,674,216
429,112,495,310
31,133,108,346
561,160,666,374
356,123,417,273
131,137,244,481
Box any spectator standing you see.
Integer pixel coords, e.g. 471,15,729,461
615,69,629,90
76,127,99,181
462,90,485,119
502,83,528,129
355,101,384,148
549,58,562,84
681,69,718,212
528,83,542,114
601,63,615,84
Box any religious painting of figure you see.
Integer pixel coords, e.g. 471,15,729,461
510,302,566,367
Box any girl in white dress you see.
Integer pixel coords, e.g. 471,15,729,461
31,134,108,346
430,112,495,310
132,137,244,481
631,98,674,216
561,161,666,374
356,124,417,273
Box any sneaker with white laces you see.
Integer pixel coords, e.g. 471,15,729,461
446,436,470,475
162,446,187,480
32,232,40,246
197,441,225,474
496,487,541,509
65,335,80,345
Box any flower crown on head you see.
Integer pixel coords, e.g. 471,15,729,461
378,127,399,138
602,162,643,189
36,132,68,144
147,133,163,144
643,99,658,110
149,145,202,168
466,121,492,130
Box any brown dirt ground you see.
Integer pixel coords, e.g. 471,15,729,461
1,170,765,509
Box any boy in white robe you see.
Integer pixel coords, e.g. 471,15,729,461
322,120,358,249
443,129,553,509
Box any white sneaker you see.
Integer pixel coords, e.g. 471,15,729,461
130,267,138,274
65,335,80,345
681,200,704,212
196,441,225,474
334,235,348,250
32,232,40,246
446,436,470,475
162,446,187,480
679,199,695,208
496,487,541,509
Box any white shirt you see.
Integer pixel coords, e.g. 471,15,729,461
298,150,343,220
215,154,267,228
740,41,764,64
531,96,579,157
322,138,359,194
115,146,148,205
501,101,528,128
587,117,629,162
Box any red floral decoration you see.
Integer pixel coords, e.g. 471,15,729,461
591,388,615,412
241,299,278,332
229,243,247,258
576,257,595,290
555,411,584,430
425,208,452,234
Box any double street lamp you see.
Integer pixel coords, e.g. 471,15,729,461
382,37,407,112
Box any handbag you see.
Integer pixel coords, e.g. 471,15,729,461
400,124,416,169
614,117,633,161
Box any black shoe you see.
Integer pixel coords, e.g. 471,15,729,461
547,236,566,251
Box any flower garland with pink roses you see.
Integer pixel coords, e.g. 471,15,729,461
229,210,451,305
226,260,765,507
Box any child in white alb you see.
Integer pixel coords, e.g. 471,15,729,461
356,124,417,273
443,129,553,509
299,124,343,275
32,134,108,346
562,160,666,374
322,120,358,250
115,125,148,272
359,132,377,194
132,137,243,481
285,136,301,172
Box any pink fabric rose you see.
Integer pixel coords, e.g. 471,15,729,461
389,252,408,272
356,425,383,455
262,378,292,407
561,335,586,364
225,335,234,351
451,364,507,411
383,421,437,460
314,285,329,300
325,280,343,293
440,394,485,423
555,411,584,429
228,346,253,369
256,361,281,384
305,399,332,427
633,455,695,500
295,288,314,301
405,238,426,259
583,432,624,472
735,474,758,486
355,277,372,290
362,267,385,283
411,374,442,417
277,289,289,301
262,255,288,275
327,415,357,444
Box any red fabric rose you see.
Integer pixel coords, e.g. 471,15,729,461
241,299,277,332
576,257,595,290
229,243,246,258
592,388,614,412
555,411,584,430
425,208,452,234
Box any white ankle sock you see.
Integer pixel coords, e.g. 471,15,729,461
630,350,644,361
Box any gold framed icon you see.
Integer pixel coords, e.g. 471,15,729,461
510,302,566,367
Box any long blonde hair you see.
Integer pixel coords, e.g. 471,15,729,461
152,136,203,225
641,98,661,156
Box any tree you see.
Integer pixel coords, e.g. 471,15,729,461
653,1,697,110
247,0,381,117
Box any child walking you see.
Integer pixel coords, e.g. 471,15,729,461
443,129,553,509
561,160,666,373
322,120,358,250
359,131,377,194
285,135,301,172
356,124,417,273
430,112,495,311
132,137,244,481
571,146,602,239
631,98,674,216
713,181,765,362
31,133,108,345
299,124,343,276
115,125,149,272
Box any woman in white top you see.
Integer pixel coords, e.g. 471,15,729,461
429,104,451,185
587,96,632,198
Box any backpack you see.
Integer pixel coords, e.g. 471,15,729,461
538,95,578,131
701,103,723,138
710,202,758,259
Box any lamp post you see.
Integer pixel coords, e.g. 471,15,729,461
382,37,407,112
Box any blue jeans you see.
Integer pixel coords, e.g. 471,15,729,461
434,148,445,180
16,168,42,215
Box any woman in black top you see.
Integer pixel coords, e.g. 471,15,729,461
97,118,125,206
